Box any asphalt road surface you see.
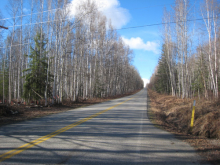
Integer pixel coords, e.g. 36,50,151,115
0,89,209,165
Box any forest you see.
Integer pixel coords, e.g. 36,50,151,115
0,0,143,106
148,0,220,99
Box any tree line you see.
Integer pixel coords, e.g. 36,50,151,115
148,0,220,99
0,0,143,105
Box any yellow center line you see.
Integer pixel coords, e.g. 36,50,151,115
0,95,136,162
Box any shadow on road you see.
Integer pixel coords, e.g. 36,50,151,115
0,89,205,165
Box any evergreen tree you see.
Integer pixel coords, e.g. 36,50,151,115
155,45,172,94
23,32,53,101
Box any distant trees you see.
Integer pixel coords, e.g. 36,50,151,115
0,0,143,105
148,0,220,99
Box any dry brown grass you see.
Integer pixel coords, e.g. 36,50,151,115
148,89,220,164
148,89,220,138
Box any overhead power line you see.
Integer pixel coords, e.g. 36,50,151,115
0,8,60,21
0,43,29,49
6,18,70,28
128,3,174,10
3,16,215,30
0,17,214,49
0,3,176,22
116,17,215,30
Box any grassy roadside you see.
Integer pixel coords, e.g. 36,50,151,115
0,89,141,127
147,89,220,165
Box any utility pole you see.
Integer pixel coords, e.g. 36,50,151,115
0,26,8,29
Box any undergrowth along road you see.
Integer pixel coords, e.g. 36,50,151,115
0,90,141,127
147,89,220,165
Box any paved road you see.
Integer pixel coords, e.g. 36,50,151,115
0,89,209,165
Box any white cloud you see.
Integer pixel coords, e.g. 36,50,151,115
69,0,130,29
142,78,149,87
23,8,29,13
122,37,160,54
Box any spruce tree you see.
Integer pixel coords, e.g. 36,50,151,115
23,32,53,102
155,45,171,94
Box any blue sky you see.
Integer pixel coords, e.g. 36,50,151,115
70,0,176,86
114,0,174,85
0,0,177,86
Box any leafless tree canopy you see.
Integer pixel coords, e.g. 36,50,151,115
149,0,220,99
0,0,143,105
